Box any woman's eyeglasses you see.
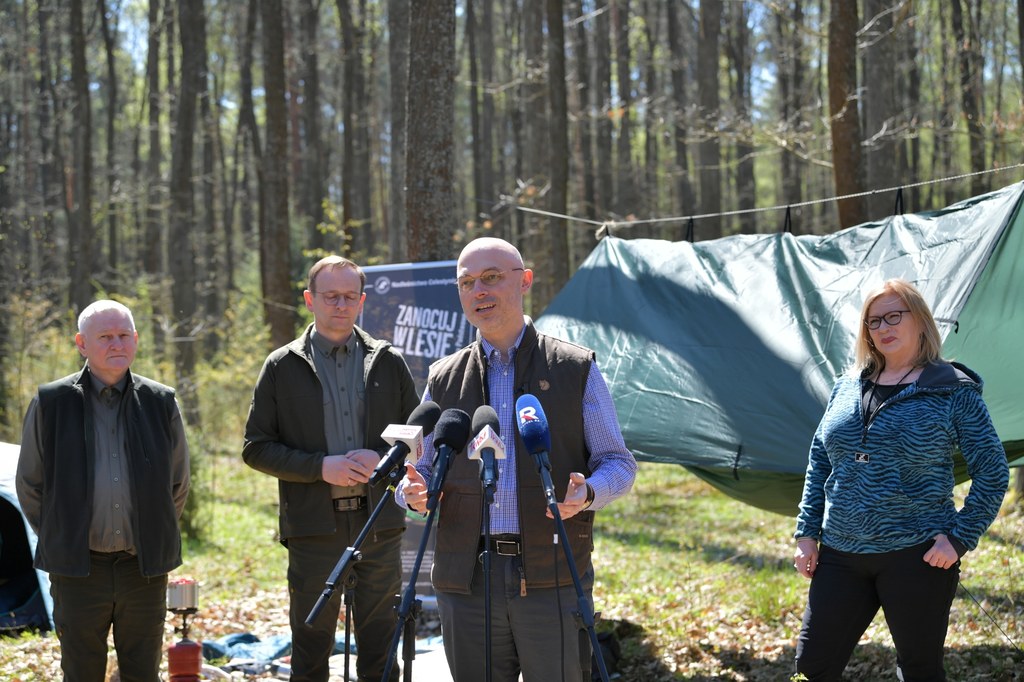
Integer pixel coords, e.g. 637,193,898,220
865,310,910,330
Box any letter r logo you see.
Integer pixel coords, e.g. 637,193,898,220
518,406,538,422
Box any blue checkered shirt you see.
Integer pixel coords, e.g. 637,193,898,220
398,328,636,534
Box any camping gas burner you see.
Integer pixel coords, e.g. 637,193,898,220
167,577,199,639
166,577,203,681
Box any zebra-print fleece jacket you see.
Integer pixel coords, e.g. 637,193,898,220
795,361,1009,555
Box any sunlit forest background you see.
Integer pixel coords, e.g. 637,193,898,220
2,1,1023,515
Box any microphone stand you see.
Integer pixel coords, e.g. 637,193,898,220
381,459,452,682
532,454,611,682
480,468,498,682
305,472,399,682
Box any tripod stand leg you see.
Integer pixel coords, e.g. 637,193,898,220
343,572,357,682
401,598,421,682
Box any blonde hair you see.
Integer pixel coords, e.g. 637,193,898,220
853,279,943,374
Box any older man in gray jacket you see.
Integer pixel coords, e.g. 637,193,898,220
18,299,190,682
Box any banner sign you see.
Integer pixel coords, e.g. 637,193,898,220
358,260,474,607
359,260,474,392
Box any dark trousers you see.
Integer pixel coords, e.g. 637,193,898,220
437,550,593,682
50,551,168,682
795,541,959,682
286,509,404,682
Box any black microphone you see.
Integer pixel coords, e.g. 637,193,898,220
426,408,472,510
368,401,442,487
515,393,557,503
468,405,506,492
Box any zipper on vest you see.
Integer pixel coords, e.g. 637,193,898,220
518,563,527,597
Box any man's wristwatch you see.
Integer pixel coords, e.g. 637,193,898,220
580,483,595,511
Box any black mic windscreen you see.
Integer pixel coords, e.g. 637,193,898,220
471,405,500,437
408,401,442,436
433,408,473,451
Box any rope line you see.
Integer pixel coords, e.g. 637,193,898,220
957,580,1023,652
505,163,1024,233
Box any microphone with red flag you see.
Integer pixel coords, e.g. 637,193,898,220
468,405,506,493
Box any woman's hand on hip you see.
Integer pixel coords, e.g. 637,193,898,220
923,533,959,569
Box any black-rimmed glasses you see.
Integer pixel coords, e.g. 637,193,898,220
865,310,910,330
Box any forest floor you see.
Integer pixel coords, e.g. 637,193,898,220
1,461,1022,681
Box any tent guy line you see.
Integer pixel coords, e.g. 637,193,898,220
510,162,1024,235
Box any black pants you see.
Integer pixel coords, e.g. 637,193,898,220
50,551,168,682
286,509,404,682
795,541,959,682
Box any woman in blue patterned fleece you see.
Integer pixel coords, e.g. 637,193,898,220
792,279,1009,682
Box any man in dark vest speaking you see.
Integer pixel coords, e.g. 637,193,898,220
397,237,637,682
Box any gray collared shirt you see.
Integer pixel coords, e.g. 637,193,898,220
89,375,134,552
310,329,367,499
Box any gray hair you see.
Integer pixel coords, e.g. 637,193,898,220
78,300,136,334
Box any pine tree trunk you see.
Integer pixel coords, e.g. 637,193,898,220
68,0,96,311
542,0,568,313
594,2,613,217
260,0,297,348
612,0,635,218
862,0,897,220
299,0,327,253
950,0,986,197
169,0,203,425
522,0,546,294
726,0,755,234
827,0,867,228
697,0,723,238
99,0,120,287
406,0,456,261
387,0,410,260
667,1,693,231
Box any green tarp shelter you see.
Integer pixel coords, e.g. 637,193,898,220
536,181,1024,516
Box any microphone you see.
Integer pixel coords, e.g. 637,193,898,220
515,394,551,464
426,408,472,510
369,401,442,487
468,405,506,492
515,393,557,503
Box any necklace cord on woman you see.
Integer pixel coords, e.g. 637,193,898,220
864,365,916,425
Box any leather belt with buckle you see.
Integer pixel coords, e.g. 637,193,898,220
481,535,521,556
333,496,367,512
